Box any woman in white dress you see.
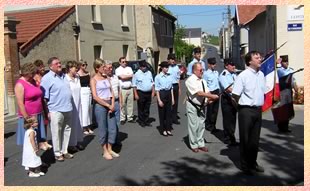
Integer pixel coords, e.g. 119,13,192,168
65,61,84,152
77,61,94,135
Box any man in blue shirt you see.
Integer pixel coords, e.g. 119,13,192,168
132,61,155,127
275,55,298,133
219,58,238,146
41,57,73,162
203,57,220,133
187,47,206,76
155,61,174,136
167,53,181,124
232,51,266,175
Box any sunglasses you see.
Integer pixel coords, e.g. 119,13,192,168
82,64,88,67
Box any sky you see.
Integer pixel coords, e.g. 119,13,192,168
165,5,235,36
4,5,235,36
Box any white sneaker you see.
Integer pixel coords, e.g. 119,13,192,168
88,129,94,134
39,171,45,176
28,171,40,178
110,151,120,158
25,167,29,171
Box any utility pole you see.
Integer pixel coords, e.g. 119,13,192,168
227,5,231,58
222,12,225,58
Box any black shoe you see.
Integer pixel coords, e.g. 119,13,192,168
120,121,126,125
139,122,145,127
229,141,239,146
241,168,255,176
253,164,264,172
144,122,152,127
173,120,180,125
211,129,219,134
76,144,85,151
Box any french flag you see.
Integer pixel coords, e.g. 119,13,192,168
260,54,280,112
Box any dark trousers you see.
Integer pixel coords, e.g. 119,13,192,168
158,90,172,131
238,106,262,169
278,120,289,131
221,95,237,141
137,90,152,124
206,89,219,130
172,83,179,122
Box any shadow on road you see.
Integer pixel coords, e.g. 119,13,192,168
118,118,303,186
4,132,16,139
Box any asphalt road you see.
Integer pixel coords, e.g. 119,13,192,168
4,44,304,185
4,77,304,186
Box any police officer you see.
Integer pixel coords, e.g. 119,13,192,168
132,61,155,127
203,57,220,133
167,53,181,124
276,55,298,133
187,47,206,76
232,51,266,175
155,61,174,136
219,58,238,145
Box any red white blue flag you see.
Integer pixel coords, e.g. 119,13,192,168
260,54,280,112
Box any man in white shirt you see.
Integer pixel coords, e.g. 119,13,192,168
185,62,219,153
115,57,135,125
232,50,266,175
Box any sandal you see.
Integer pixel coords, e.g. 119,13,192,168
103,153,113,160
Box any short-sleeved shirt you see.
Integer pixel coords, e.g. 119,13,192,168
115,66,133,89
232,67,266,106
203,69,219,91
185,74,209,105
168,64,180,84
110,75,120,99
219,69,236,94
132,69,154,92
187,58,206,76
41,70,72,112
154,72,173,91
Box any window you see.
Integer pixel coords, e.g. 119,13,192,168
165,19,168,35
94,45,102,59
121,5,128,26
123,45,128,59
91,5,101,22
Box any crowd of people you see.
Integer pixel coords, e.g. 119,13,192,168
14,46,299,177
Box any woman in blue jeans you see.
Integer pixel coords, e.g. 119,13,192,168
90,58,119,160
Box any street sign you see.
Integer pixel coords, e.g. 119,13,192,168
287,23,302,31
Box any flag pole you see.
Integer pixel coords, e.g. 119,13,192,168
271,41,288,103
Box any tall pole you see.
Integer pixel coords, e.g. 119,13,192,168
227,5,231,58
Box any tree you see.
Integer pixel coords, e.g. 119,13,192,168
174,24,195,65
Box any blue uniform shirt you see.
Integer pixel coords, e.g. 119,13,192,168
219,69,236,94
168,64,180,84
203,69,219,91
155,72,173,91
41,70,73,112
187,58,206,76
277,67,294,78
132,69,154,92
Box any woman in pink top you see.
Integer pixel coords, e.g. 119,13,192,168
15,62,50,150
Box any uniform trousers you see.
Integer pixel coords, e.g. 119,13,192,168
158,90,172,131
206,89,220,130
172,83,179,122
137,90,152,124
221,94,237,141
238,105,262,169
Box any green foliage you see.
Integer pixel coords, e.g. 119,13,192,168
208,35,219,46
158,5,173,15
174,24,195,65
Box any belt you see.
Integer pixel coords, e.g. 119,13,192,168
137,90,152,93
122,87,132,90
159,89,171,92
115,98,119,101
238,105,262,109
173,83,179,85
81,85,90,88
